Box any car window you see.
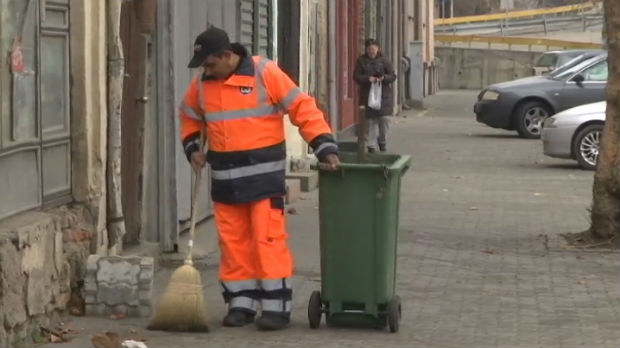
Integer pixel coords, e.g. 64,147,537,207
557,53,579,66
582,61,608,81
536,53,558,67
549,55,585,77
552,57,602,80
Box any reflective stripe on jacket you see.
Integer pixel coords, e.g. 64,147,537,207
179,44,338,203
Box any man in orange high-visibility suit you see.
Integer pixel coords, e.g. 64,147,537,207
179,26,340,331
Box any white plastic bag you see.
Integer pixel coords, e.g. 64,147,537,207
367,81,382,111
122,340,148,348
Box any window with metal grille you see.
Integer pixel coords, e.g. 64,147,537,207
0,0,71,219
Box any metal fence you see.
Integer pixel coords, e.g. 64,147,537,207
435,34,604,51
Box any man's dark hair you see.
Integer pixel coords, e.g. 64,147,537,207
365,38,379,47
211,49,229,58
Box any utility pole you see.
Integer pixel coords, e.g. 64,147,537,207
441,0,445,19
450,0,454,18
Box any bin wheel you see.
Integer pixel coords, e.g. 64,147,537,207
387,295,401,333
308,291,322,329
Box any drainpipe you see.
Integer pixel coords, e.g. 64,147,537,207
106,0,126,255
328,0,338,135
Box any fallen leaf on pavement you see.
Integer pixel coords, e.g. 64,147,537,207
50,334,65,343
70,307,84,316
41,327,68,343
482,249,497,254
109,313,127,320
287,208,297,215
59,327,78,336
92,332,122,348
469,206,479,211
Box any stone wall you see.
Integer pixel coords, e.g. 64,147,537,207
0,206,93,348
436,47,539,90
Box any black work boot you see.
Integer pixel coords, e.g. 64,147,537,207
379,144,387,152
255,311,290,331
222,309,255,327
367,146,376,153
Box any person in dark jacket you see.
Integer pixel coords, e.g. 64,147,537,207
353,39,396,152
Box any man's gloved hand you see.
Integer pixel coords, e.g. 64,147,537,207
320,153,340,171
190,151,207,175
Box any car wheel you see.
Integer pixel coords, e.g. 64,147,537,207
572,124,603,170
514,101,552,139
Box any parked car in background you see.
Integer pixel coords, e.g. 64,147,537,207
474,53,607,139
532,50,602,75
541,101,605,170
544,50,606,77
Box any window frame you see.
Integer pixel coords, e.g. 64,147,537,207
0,0,72,219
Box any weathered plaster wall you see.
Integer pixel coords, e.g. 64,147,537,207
0,207,93,347
69,0,109,255
0,0,109,346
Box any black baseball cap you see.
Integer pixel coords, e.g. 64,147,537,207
187,26,231,68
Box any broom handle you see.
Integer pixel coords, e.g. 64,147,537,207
186,122,205,265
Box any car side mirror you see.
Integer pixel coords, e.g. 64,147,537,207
572,74,585,87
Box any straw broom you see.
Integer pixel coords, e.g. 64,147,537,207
147,126,209,332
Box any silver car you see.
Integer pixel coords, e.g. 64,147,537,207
541,101,605,170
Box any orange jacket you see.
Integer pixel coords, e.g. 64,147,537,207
179,44,337,203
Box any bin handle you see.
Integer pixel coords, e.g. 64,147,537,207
401,165,410,176
311,155,411,173
311,163,391,171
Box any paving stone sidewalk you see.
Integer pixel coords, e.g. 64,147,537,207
40,90,619,348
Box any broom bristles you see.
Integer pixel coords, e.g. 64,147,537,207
147,264,210,332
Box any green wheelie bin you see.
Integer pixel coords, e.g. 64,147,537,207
307,152,411,333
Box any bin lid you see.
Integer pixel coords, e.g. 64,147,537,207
328,152,411,175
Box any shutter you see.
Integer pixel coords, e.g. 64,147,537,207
255,0,271,57
238,0,254,54
237,0,272,57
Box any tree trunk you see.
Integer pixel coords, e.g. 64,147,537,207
588,0,620,242
106,0,126,255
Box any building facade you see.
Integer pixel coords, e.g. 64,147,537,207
0,1,433,346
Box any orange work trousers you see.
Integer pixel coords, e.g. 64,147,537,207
214,196,294,314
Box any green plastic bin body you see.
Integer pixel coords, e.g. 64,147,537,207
317,152,411,328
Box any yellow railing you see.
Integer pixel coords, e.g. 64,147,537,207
435,34,604,50
435,1,598,26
